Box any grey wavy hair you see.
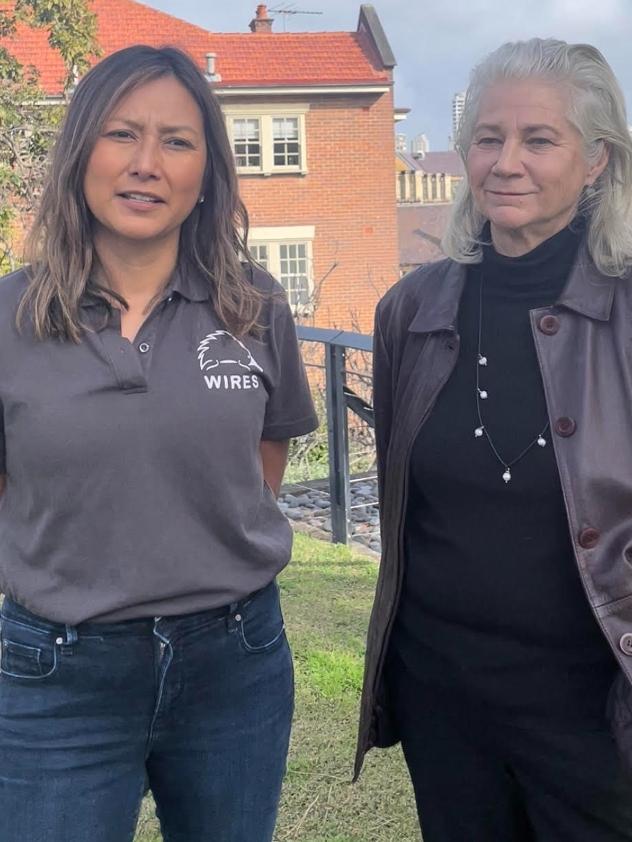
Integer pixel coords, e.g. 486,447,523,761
442,38,632,275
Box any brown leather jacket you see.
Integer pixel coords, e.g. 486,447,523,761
354,245,632,779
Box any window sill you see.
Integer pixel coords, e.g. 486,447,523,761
236,168,308,178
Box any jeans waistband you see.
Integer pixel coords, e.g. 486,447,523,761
0,581,274,640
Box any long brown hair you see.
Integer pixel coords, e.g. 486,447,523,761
20,45,263,341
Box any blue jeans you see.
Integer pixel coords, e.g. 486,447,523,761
0,580,293,842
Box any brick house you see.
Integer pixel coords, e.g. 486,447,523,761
398,203,452,275
1,0,399,331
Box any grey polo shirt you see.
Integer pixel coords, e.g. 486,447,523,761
0,266,318,624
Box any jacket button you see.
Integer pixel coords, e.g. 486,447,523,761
538,314,560,335
578,527,600,549
554,416,576,437
620,633,632,655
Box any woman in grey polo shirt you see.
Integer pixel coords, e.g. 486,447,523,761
0,45,318,842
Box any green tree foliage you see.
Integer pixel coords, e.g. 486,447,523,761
0,0,99,270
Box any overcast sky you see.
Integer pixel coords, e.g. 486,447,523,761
142,0,632,150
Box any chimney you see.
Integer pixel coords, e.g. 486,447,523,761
205,52,221,83
249,4,273,33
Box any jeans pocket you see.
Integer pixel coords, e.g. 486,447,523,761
237,583,286,654
0,620,58,680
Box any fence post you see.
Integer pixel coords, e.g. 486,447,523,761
325,342,351,543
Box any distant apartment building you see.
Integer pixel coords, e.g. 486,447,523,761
1,1,400,331
411,132,430,157
452,91,466,142
448,90,466,148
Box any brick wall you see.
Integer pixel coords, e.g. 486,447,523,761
231,90,398,334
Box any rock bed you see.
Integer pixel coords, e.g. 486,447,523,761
278,478,381,554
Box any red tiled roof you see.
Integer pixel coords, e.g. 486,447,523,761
206,31,388,87
0,0,389,95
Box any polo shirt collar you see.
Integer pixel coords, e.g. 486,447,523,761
79,264,212,309
166,265,211,303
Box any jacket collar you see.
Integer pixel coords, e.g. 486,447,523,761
407,242,618,334
408,259,467,334
556,242,616,322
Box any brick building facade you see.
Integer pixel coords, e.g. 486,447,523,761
1,1,399,331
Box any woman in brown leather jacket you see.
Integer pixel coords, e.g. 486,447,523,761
358,38,632,841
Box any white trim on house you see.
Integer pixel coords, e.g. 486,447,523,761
224,105,309,176
250,225,315,241
249,225,315,312
216,85,391,97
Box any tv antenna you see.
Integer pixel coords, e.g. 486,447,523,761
269,4,323,32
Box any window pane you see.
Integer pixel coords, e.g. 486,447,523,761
251,244,268,269
232,118,261,168
279,241,310,306
272,117,300,168
273,117,298,140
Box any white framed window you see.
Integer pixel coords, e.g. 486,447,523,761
250,243,269,270
224,105,308,176
249,226,314,311
232,117,261,169
279,243,310,307
273,117,300,167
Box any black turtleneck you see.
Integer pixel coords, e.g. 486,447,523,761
392,223,617,725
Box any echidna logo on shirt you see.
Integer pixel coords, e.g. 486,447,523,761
197,330,263,391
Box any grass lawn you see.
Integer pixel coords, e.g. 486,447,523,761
134,532,420,842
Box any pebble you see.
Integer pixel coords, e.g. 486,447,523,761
279,478,380,553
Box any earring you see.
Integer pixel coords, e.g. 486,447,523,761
198,195,205,204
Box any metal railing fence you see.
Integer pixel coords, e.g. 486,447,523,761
295,326,375,545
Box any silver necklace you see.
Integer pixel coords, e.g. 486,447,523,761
474,270,549,484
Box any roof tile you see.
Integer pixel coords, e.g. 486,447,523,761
0,0,390,94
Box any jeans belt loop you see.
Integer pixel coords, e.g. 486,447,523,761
61,624,79,653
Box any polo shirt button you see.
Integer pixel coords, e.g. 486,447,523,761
578,527,600,549
554,416,576,437
138,342,150,354
620,633,632,655
538,314,560,335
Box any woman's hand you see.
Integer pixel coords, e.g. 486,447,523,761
260,440,289,498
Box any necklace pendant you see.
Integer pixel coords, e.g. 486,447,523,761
478,355,488,366
478,389,488,399
474,426,484,437
502,468,512,484
537,436,547,447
